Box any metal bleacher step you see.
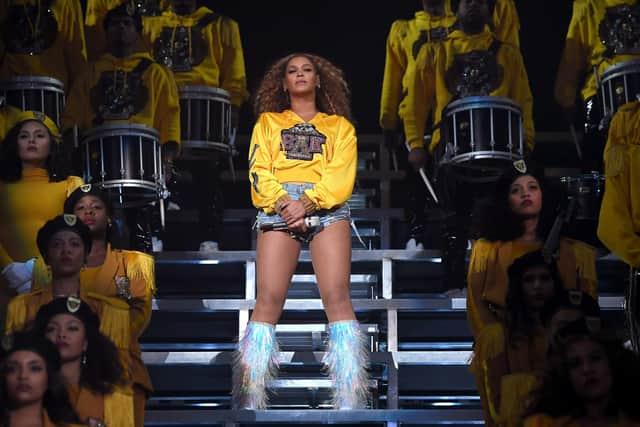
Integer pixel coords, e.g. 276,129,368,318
142,248,629,425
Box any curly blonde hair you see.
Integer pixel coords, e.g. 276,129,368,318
253,52,353,123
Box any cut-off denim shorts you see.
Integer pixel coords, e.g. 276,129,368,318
255,182,351,243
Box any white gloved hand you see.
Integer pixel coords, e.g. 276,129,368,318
1,258,35,290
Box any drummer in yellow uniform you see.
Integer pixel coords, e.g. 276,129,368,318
555,0,640,172
0,0,87,91
62,3,180,154
401,0,534,288
84,0,169,61
62,3,180,252
379,0,520,250
597,101,640,351
143,0,249,251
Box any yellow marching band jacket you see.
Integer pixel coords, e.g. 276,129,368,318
379,0,520,132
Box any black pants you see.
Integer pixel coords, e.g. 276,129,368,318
170,155,225,246
580,96,607,174
435,164,497,290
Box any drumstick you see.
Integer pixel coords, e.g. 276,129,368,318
159,198,166,230
568,124,583,160
404,141,439,204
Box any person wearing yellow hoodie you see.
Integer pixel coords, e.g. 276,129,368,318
555,0,640,173
143,0,250,251
379,0,520,250
0,0,87,93
597,101,640,352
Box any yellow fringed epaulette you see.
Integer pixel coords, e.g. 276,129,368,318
85,292,131,350
104,385,135,427
566,238,598,283
123,250,156,295
604,141,628,178
31,257,50,291
5,290,45,333
66,176,84,197
475,322,506,361
468,239,499,274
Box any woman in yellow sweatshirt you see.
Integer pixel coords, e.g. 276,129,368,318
235,52,368,410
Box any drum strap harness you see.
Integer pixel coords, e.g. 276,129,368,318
428,39,502,136
412,21,461,60
93,58,153,125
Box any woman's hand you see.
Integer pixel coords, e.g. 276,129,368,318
288,217,309,233
280,200,306,226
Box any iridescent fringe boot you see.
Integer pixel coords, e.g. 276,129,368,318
233,321,279,409
323,320,371,409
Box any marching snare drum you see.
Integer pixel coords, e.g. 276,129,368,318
438,96,524,179
560,172,605,222
560,171,605,247
599,59,640,122
0,76,65,126
179,85,232,158
81,124,165,207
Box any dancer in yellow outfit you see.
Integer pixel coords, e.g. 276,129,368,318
1,330,85,426
523,325,640,427
143,0,250,250
467,161,598,339
0,0,86,90
555,0,640,172
5,214,135,424
0,112,82,326
35,297,135,427
235,52,369,410
472,250,564,427
597,101,640,351
30,185,155,426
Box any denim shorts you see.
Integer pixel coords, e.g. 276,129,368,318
255,182,351,242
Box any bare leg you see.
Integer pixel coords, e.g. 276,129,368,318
311,220,369,409
251,230,302,324
310,220,355,322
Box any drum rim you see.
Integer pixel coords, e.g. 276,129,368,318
448,151,523,164
444,96,523,115
179,85,231,99
0,76,65,90
601,59,640,79
180,139,230,151
81,123,161,140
